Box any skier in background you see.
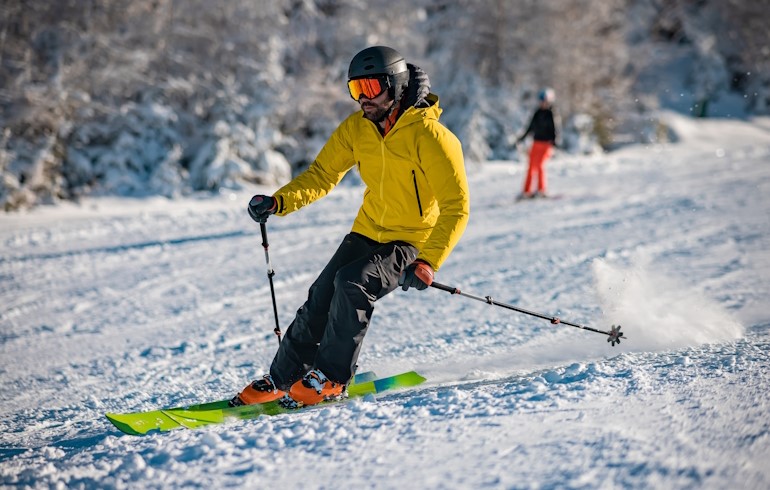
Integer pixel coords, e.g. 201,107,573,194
230,46,470,408
516,87,558,199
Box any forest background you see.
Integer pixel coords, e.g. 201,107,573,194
1,0,768,211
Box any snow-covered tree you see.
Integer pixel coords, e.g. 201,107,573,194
0,0,766,210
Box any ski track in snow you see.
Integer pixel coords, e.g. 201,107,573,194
1,114,770,489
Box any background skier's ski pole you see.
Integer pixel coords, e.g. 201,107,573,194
260,222,282,346
430,281,625,345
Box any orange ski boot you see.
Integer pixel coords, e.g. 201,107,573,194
229,374,285,407
285,369,345,408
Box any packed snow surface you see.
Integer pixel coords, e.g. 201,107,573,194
2,113,769,489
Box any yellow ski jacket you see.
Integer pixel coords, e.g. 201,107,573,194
272,94,469,270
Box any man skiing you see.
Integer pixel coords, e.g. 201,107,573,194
516,87,558,199
231,46,470,408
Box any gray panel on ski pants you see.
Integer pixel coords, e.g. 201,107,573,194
269,232,417,389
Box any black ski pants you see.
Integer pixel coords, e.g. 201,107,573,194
269,232,417,389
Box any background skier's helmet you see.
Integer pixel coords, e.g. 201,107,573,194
348,46,409,102
538,87,555,103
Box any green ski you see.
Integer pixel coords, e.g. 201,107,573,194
105,370,426,436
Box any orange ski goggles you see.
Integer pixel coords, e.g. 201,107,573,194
348,76,390,100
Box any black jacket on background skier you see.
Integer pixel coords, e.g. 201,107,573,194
521,107,556,144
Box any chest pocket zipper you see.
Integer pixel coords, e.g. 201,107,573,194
412,170,423,217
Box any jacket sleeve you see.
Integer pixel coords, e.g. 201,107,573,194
415,122,470,270
518,113,536,142
272,119,356,215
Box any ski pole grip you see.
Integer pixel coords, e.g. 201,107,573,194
431,281,459,294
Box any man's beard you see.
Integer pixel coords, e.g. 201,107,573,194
362,102,392,123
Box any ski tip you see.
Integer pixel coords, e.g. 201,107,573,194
407,371,427,384
375,370,426,390
105,413,144,436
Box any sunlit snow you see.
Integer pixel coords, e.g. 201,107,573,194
1,113,769,488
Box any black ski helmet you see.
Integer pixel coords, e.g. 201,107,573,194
348,46,409,101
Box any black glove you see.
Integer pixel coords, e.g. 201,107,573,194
398,259,434,291
247,195,277,223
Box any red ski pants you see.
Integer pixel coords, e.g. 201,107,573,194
523,140,553,194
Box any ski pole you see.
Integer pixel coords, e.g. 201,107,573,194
430,281,625,346
259,222,282,346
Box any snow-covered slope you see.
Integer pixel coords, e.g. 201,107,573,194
1,114,769,488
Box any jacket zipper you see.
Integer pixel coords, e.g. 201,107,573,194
412,170,423,217
377,142,387,241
